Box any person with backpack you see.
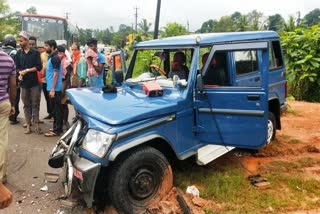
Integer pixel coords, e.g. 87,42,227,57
2,35,20,125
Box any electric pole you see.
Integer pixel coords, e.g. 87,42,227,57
134,6,139,34
154,0,161,39
65,12,70,20
187,20,190,32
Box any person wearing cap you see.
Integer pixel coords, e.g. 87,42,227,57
44,40,63,137
15,31,42,134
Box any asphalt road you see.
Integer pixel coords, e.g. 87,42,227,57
0,93,86,214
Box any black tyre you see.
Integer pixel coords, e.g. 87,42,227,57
267,112,276,144
108,146,173,214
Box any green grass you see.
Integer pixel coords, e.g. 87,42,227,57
175,157,320,212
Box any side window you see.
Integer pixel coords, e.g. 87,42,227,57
269,40,284,71
202,51,228,86
235,50,258,76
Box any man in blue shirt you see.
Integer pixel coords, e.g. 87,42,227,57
44,40,63,136
86,38,105,87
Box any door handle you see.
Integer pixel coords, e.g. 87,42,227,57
247,95,260,101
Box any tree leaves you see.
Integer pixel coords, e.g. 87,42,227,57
281,26,320,102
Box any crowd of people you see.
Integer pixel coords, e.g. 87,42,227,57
0,31,107,209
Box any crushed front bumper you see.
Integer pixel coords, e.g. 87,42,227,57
49,120,101,207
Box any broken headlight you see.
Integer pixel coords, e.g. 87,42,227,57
81,129,116,158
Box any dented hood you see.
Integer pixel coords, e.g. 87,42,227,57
67,87,183,125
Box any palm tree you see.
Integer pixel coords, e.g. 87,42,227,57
236,15,249,31
138,19,152,37
284,15,296,32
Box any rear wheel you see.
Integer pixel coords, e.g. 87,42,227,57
108,146,173,213
267,112,276,144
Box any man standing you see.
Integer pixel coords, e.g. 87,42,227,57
44,40,63,137
1,35,19,125
0,50,15,209
16,31,42,134
86,38,105,87
0,50,17,183
29,36,37,49
41,48,52,119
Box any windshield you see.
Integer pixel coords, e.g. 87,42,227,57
126,48,193,88
22,16,66,47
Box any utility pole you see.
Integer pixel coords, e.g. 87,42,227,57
134,6,139,34
187,20,190,32
154,0,161,39
65,12,70,20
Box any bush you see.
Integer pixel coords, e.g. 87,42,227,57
281,25,320,102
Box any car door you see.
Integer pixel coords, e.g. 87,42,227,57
195,42,269,149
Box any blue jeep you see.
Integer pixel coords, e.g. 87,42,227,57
49,31,287,213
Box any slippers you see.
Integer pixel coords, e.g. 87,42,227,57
44,131,59,137
35,128,43,134
24,129,32,134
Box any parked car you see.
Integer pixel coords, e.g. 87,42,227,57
49,31,287,213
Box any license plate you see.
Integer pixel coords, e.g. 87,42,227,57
73,168,83,181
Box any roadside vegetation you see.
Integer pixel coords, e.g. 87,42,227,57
175,147,320,213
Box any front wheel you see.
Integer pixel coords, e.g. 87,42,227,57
108,146,173,213
267,112,276,144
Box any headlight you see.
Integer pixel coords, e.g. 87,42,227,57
82,129,116,158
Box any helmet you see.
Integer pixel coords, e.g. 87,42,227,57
3,34,16,48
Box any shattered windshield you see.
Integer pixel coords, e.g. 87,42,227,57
126,48,193,88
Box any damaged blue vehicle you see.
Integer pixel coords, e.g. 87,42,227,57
49,31,287,213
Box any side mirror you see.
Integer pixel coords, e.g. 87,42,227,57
196,74,204,91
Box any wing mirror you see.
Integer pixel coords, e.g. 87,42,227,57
196,74,204,91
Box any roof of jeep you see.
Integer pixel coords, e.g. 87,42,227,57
135,31,279,48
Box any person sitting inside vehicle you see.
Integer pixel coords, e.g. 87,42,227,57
202,52,226,86
168,51,189,80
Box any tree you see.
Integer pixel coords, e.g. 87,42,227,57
247,10,266,30
283,15,296,32
215,16,235,32
197,19,215,33
281,26,320,101
0,0,19,40
303,8,320,27
138,18,152,37
231,11,242,22
161,22,188,38
26,6,37,14
235,15,249,31
268,14,285,31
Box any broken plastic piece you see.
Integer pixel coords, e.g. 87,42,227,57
186,185,200,197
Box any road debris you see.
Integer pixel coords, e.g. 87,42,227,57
248,174,270,189
60,199,78,208
40,185,48,192
186,185,199,197
177,188,192,214
44,172,60,183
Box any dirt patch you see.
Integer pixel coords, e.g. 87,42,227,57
240,101,320,176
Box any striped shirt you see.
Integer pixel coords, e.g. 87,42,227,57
0,51,16,102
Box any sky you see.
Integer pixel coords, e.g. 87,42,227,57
6,0,320,31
